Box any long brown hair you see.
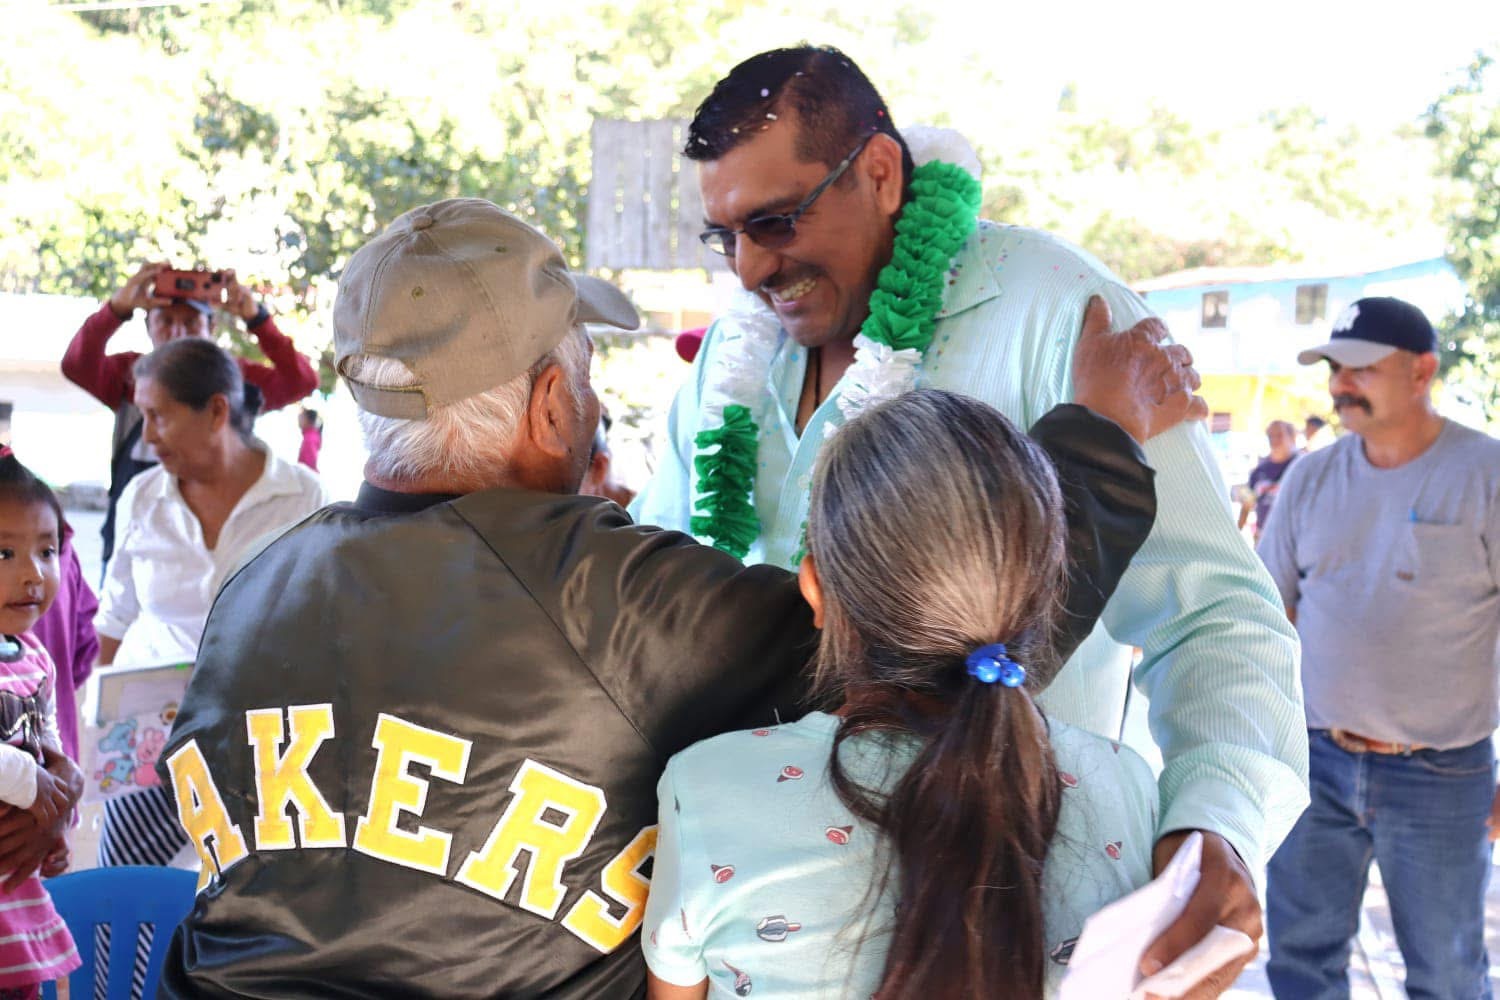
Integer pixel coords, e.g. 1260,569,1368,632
805,389,1068,999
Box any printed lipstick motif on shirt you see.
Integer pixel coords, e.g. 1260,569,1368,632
776,765,804,783
752,728,774,737
825,825,854,845
723,960,753,996
1059,771,1079,789
756,915,803,942
1105,841,1122,860
711,863,736,884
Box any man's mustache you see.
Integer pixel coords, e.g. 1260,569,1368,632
1332,394,1372,414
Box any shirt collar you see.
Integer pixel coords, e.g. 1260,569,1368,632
354,482,461,514
248,449,306,504
935,219,1004,320
147,445,303,506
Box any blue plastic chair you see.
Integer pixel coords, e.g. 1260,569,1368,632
41,866,197,1000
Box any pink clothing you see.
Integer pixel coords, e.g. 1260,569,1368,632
297,426,321,472
0,636,78,989
28,524,97,761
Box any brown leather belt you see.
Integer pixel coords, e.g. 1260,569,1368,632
1327,728,1428,756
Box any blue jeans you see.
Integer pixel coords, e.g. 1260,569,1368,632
1267,730,1495,1000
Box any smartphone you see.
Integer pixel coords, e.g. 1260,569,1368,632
154,268,226,302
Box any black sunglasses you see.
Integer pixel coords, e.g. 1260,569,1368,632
699,131,877,258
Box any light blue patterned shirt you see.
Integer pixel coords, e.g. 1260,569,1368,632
643,712,1158,997
632,222,1309,874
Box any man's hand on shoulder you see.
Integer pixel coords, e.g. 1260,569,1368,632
108,261,172,320
1141,830,1261,999
1072,295,1208,444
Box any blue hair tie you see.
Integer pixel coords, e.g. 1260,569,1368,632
965,643,1026,687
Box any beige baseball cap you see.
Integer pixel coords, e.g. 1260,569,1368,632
334,198,639,419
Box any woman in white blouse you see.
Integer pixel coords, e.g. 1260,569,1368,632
93,338,326,883
95,338,327,668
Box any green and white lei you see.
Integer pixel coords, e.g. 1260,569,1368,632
690,128,984,559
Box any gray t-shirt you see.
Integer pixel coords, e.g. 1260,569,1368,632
1258,420,1500,748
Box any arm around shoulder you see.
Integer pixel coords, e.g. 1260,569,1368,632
580,503,816,756
1027,404,1156,663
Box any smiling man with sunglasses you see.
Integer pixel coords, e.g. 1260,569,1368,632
633,45,1308,999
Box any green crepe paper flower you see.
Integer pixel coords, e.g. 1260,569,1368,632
691,404,760,558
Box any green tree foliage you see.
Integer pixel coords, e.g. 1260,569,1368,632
0,1,1447,352
1426,51,1500,419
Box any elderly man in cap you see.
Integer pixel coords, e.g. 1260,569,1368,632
1260,297,1500,999
151,197,1193,997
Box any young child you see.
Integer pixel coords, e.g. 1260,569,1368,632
643,391,1160,999
0,447,82,997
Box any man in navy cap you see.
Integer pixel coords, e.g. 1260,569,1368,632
1260,296,1500,998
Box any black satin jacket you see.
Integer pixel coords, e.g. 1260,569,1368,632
156,404,1154,999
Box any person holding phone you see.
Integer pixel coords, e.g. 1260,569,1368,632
60,261,319,569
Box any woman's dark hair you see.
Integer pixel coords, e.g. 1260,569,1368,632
0,449,64,539
805,389,1068,1000
133,338,262,439
685,45,915,194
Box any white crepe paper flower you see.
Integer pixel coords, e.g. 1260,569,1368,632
901,125,982,181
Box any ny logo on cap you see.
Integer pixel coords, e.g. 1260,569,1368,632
1332,303,1360,334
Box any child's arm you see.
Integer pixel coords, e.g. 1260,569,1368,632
30,648,82,830
39,837,69,878
37,677,62,760
0,744,40,811
24,762,70,830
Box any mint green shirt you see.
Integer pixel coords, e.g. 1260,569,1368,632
632,222,1309,873
643,712,1158,997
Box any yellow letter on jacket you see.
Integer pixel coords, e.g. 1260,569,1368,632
246,704,346,850
561,825,657,953
166,739,251,891
352,713,471,875
455,759,606,918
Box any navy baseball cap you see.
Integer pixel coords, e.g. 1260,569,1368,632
170,298,214,316
1297,296,1437,367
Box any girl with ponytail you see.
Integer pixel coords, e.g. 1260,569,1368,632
644,389,1161,998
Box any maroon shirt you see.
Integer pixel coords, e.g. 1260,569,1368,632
61,302,318,412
